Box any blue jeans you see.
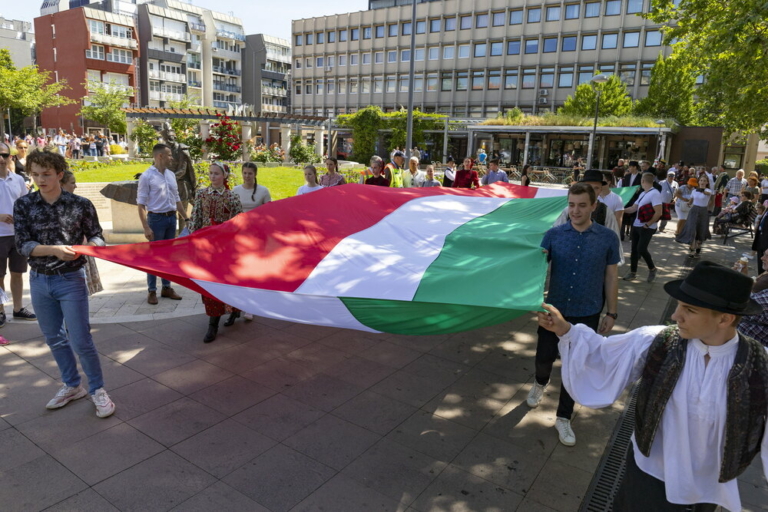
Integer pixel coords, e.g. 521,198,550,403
147,212,177,292
30,269,103,394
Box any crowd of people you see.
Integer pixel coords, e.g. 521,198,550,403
4,131,128,159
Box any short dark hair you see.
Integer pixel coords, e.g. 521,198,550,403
568,182,596,204
641,172,656,184
26,148,68,175
629,160,640,168
742,190,754,200
325,157,338,165
489,158,500,165
152,143,169,155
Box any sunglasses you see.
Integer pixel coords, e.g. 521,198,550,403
0,153,10,159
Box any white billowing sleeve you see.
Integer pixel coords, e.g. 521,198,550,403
558,323,666,408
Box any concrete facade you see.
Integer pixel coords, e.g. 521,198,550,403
291,0,672,118
0,16,36,68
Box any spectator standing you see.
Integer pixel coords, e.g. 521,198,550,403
233,162,271,213
403,156,426,188
480,159,509,185
735,249,768,345
452,158,480,189
420,165,442,187
520,165,531,187
745,176,760,198
296,165,324,195
136,144,187,305
54,130,66,156
623,173,663,282
384,150,405,188
658,170,678,233
365,157,390,187
676,174,713,258
441,157,456,187
674,177,696,236
70,135,81,160
13,140,30,184
754,207,768,275
411,147,421,161
760,174,768,204
94,132,104,157
15,149,115,418
599,171,625,229
725,169,747,201
527,182,620,446
319,157,346,188
60,170,103,296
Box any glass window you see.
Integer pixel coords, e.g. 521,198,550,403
386,77,396,92
695,74,704,84
474,43,487,58
327,55,335,68
578,66,595,84
585,2,600,17
565,4,580,18
490,42,503,56
375,51,383,63
641,63,653,85
339,29,347,42
445,18,456,31
476,14,488,28
507,40,521,55
306,33,313,45
525,39,539,54
374,77,383,93
456,71,468,91
362,53,371,64
645,30,662,46
599,64,615,75
488,70,501,90
416,20,426,33
338,80,346,94
460,16,472,29
361,78,370,93
294,59,301,69
295,34,303,46
620,64,636,85
305,83,312,94
316,57,324,67
562,36,577,51
338,54,346,66
472,71,484,90
350,79,358,94
546,6,561,21
602,33,618,49
441,72,452,91
388,50,397,62
504,71,518,89
492,12,505,26
510,10,523,24
624,32,640,47
458,44,470,58
415,48,424,61
402,22,412,35
443,46,455,59
428,47,439,60
363,27,371,39
328,31,336,42
305,58,312,68
605,0,621,15
528,8,541,22
295,80,301,94
426,73,438,91
388,24,397,36
414,76,423,92
316,80,323,94
540,68,555,88
627,0,644,13
559,66,574,87
522,68,536,88
582,34,597,50
430,19,441,32
350,54,358,65
316,32,324,44
351,28,359,40
401,49,411,61
543,37,558,53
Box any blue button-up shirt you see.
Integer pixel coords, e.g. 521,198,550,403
541,221,620,317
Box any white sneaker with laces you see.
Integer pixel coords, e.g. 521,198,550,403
555,417,576,446
92,388,116,418
526,381,548,408
46,385,87,409
244,313,253,321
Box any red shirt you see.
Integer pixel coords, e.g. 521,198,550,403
365,176,390,187
452,169,480,189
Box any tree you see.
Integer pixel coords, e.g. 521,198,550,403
633,52,698,125
559,75,634,117
78,80,132,134
129,119,159,157
168,95,205,160
288,134,321,165
647,0,768,136
204,113,242,161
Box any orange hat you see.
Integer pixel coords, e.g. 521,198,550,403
687,178,698,187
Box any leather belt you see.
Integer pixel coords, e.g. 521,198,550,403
148,211,176,216
33,266,82,276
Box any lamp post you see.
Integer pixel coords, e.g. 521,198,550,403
654,119,665,165
587,74,609,168
404,0,419,160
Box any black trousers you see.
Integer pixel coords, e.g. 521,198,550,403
613,446,717,512
630,225,656,273
535,313,600,420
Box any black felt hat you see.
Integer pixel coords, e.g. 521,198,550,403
580,169,607,185
663,261,762,315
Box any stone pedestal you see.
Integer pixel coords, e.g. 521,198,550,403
104,200,146,244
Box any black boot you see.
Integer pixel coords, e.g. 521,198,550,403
223,311,240,327
203,316,220,343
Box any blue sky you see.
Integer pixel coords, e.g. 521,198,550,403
3,0,368,41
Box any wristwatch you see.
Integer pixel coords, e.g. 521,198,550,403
605,312,618,320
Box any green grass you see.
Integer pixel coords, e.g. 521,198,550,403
74,164,148,183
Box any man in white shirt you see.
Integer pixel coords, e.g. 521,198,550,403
403,156,426,188
480,159,510,185
726,169,747,200
537,261,767,512
658,170,678,233
0,142,35,330
136,144,188,304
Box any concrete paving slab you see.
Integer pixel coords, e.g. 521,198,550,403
44,488,120,512
332,390,419,436
284,414,381,470
231,393,325,442
282,373,365,412
108,378,183,421
0,428,46,473
127,397,226,447
320,354,398,388
188,375,276,416
0,455,88,512
169,481,268,512
291,473,404,512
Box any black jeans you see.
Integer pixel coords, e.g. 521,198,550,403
535,313,601,420
613,446,717,512
630,225,656,273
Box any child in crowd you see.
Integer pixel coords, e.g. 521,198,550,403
296,165,324,195
421,165,442,187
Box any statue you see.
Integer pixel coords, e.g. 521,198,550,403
161,123,196,231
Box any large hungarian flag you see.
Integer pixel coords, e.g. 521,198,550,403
78,183,629,335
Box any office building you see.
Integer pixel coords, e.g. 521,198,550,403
0,16,36,67
41,0,152,17
242,34,291,143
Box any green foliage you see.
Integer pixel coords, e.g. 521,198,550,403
633,52,697,125
647,0,768,137
481,111,677,129
78,80,132,134
194,162,242,189
0,49,14,71
205,114,242,161
336,106,446,163
129,119,159,157
251,144,284,163
559,75,633,117
109,144,125,155
504,108,524,124
288,134,321,165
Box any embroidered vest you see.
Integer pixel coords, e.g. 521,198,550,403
634,326,768,482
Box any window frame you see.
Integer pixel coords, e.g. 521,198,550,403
524,39,539,54
527,8,542,23
602,33,618,49
546,6,561,21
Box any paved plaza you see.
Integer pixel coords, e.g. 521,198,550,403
0,221,766,511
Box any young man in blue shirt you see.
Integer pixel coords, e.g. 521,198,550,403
527,182,620,446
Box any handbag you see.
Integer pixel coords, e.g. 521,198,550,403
638,203,655,223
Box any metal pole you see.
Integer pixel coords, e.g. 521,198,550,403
523,131,531,166
442,116,449,164
588,90,601,169
404,0,418,160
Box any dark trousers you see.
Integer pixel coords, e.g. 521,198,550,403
535,313,600,420
630,225,656,273
613,446,717,512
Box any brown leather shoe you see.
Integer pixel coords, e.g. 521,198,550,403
147,291,158,305
161,287,182,300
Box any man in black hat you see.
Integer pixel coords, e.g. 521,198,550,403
537,261,767,512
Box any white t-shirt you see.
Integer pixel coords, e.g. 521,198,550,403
232,184,271,212
633,188,662,229
598,192,624,214
691,188,712,208
0,172,28,237
296,184,324,196
761,179,768,194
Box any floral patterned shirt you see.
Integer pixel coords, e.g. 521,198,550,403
188,187,243,233
320,173,346,187
14,191,105,272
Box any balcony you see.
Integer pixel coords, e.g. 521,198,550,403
189,43,201,53
213,100,238,109
189,22,206,33
266,50,291,64
187,80,202,88
261,104,287,113
213,82,241,93
146,46,184,64
211,46,241,60
216,29,245,42
148,70,185,83
90,32,137,49
149,91,184,102
187,61,201,70
263,85,287,97
212,66,240,76
151,25,191,42
107,53,133,64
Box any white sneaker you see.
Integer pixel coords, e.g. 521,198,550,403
555,417,576,446
244,313,253,321
91,388,116,418
46,385,87,410
526,381,548,408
